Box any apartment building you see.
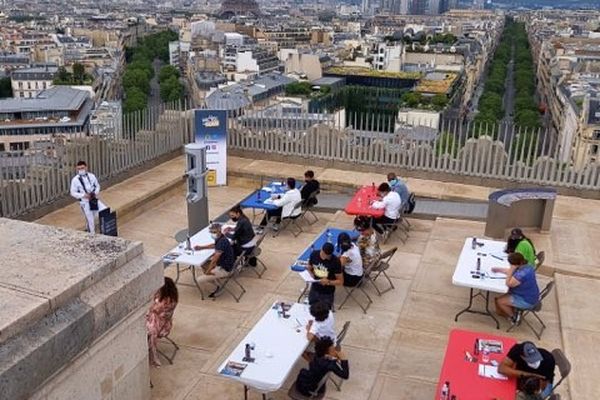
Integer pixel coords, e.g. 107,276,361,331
10,65,58,98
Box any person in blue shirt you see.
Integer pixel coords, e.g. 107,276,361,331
387,172,409,207
492,252,540,324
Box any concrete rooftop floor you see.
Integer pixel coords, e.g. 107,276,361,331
35,156,600,400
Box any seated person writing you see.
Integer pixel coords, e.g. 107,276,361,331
224,205,256,266
387,172,409,207
492,252,540,324
259,177,302,231
307,242,343,310
194,223,236,297
295,336,349,397
338,232,364,287
301,170,320,206
354,216,381,268
499,341,556,399
371,182,402,234
506,228,537,267
306,301,336,343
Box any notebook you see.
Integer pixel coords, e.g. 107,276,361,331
478,364,508,380
221,361,248,377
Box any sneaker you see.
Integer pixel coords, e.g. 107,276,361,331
272,224,280,232
510,312,522,325
208,286,222,298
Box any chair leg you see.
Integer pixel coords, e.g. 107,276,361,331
328,375,343,391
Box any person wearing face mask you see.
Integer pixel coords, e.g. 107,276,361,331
386,172,409,206
194,223,235,297
224,205,257,266
499,341,556,399
338,232,363,287
70,160,105,233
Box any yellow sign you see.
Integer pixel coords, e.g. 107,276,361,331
206,169,217,186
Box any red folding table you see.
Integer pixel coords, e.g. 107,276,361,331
435,329,517,400
344,185,384,218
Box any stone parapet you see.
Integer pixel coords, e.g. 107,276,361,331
0,218,162,400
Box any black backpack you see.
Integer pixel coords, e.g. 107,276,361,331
405,192,416,214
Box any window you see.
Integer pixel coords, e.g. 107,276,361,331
18,82,23,89
10,142,30,151
19,92,24,98
27,82,31,89
28,92,32,98
43,82,47,89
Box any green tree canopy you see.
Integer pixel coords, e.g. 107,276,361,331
123,69,151,94
123,87,148,113
159,65,180,83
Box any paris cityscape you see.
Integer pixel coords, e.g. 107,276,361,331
0,0,599,400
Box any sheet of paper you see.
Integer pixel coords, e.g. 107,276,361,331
263,198,274,205
478,364,508,380
299,270,318,282
261,187,273,193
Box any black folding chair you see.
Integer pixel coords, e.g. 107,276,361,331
157,336,180,365
288,372,330,400
366,247,397,296
242,230,268,278
338,266,373,314
211,255,247,302
544,349,570,399
328,321,351,391
507,280,554,339
535,251,546,272
381,217,408,244
301,190,320,225
273,201,304,238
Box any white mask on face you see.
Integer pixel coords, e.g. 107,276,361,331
527,360,541,369
210,233,219,240
77,170,86,176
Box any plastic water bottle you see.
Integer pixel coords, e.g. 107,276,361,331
476,257,481,272
186,235,192,251
257,189,261,200
440,381,449,400
471,237,477,250
326,229,333,243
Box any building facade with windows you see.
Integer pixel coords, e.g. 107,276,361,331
10,65,58,98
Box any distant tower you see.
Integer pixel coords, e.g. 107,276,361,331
218,0,261,19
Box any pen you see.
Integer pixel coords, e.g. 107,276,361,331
491,254,504,261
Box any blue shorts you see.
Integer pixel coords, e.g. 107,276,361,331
511,294,535,309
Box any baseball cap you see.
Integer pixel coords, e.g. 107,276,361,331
521,342,543,364
322,242,334,255
510,228,524,239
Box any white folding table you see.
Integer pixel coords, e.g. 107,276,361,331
162,226,215,299
218,302,311,399
452,237,510,329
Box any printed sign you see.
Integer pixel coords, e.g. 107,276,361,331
194,109,227,186
99,208,118,237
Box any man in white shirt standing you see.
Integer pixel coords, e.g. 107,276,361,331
259,177,302,231
371,182,401,234
70,161,104,233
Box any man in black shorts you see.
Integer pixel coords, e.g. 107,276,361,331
307,242,343,310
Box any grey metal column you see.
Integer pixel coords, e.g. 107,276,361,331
185,143,209,236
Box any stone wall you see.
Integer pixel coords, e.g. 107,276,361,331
0,218,163,400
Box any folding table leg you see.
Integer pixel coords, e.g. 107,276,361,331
191,266,205,300
454,289,500,329
243,385,249,400
297,283,309,303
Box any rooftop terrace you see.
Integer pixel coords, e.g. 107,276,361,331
35,155,600,400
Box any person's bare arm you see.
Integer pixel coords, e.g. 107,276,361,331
498,357,545,380
321,272,344,287
306,320,316,341
194,243,215,251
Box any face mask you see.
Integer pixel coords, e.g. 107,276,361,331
526,360,541,369
231,216,239,222
77,170,86,176
210,233,219,240
389,179,397,185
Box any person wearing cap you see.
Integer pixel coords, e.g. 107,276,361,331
492,252,540,324
499,341,556,398
387,172,409,206
507,228,537,267
194,223,236,297
307,242,343,310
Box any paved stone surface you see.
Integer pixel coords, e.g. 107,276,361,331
32,155,600,400
555,274,600,400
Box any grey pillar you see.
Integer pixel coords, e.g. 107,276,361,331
185,143,209,236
